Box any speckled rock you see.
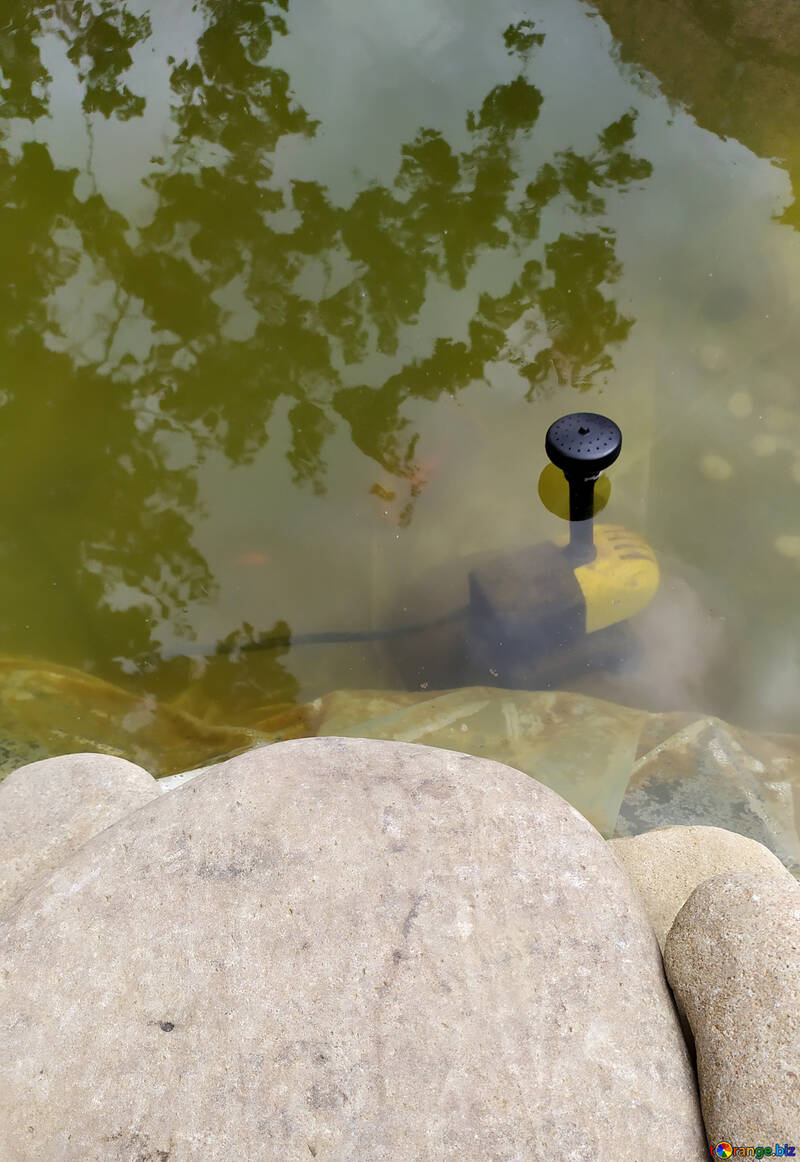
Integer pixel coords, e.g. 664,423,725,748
0,752,159,913
0,738,706,1161
609,825,795,949
664,870,800,1146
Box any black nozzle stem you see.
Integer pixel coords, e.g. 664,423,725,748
544,413,622,567
565,474,598,564
567,472,598,524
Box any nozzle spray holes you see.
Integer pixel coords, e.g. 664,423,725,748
545,413,622,476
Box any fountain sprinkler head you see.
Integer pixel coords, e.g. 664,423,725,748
545,412,622,562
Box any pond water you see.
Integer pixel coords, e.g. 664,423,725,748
1,0,800,760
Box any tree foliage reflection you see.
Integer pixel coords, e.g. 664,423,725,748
0,1,652,674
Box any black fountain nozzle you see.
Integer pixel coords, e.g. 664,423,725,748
545,412,622,564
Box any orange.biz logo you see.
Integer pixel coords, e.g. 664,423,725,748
711,1146,796,1158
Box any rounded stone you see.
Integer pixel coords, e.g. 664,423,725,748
0,738,706,1161
664,870,800,1146
0,752,159,913
609,825,795,949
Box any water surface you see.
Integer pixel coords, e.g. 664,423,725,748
1,0,799,749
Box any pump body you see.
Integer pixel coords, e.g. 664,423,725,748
387,412,661,692
466,523,659,687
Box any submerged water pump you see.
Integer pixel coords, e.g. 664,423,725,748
464,412,659,687
158,412,660,691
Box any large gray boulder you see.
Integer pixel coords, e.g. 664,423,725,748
0,738,706,1161
0,752,159,913
664,870,800,1146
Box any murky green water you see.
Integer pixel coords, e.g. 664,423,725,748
1,0,800,755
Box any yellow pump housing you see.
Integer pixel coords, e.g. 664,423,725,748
556,523,660,632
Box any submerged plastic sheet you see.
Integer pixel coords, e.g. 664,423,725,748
310,687,647,835
0,656,797,870
309,688,800,868
0,657,284,779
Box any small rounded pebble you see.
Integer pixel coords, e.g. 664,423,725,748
751,434,778,456
727,390,752,419
791,460,800,484
698,344,728,372
774,534,800,559
700,454,733,481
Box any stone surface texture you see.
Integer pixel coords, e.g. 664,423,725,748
0,737,706,1161
609,824,796,948
664,870,800,1146
0,752,159,913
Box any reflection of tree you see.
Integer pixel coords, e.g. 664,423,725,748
64,1,152,119
503,19,545,56
592,0,800,228
0,0,151,120
0,127,211,668
0,3,52,119
0,3,652,670
335,108,650,468
514,230,633,391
